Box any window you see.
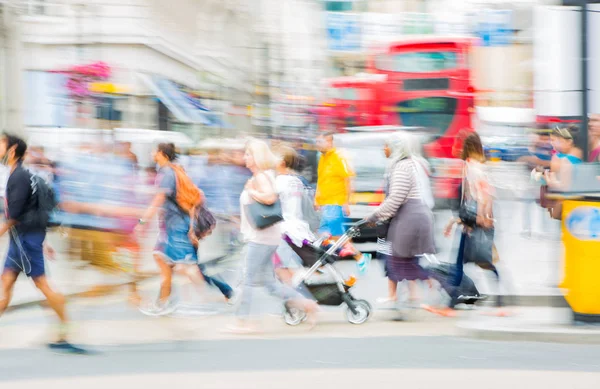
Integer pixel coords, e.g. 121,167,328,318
331,87,372,101
96,97,123,122
397,97,457,135
342,145,387,192
375,51,459,73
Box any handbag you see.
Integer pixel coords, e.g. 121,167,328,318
464,227,494,266
244,173,283,230
376,221,390,239
193,205,217,239
458,166,478,228
246,200,283,230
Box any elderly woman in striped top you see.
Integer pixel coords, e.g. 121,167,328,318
366,132,435,307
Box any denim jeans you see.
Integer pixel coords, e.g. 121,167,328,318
198,264,233,299
450,231,502,308
236,242,302,318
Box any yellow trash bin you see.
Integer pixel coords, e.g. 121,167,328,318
560,200,600,322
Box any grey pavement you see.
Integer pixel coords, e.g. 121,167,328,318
1,278,599,388
1,333,600,388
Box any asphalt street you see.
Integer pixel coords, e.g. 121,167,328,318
1,331,600,387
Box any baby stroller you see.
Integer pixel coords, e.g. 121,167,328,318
282,220,372,325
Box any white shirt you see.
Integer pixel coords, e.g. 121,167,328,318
275,174,315,246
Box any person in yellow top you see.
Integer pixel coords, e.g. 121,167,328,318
315,132,354,237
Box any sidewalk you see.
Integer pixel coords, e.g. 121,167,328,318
457,307,600,344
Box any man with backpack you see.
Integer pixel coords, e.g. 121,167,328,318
0,134,85,354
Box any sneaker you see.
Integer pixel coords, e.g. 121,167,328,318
48,341,91,355
226,290,239,306
356,254,371,276
139,298,178,317
376,297,397,305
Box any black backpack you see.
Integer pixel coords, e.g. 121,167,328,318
20,173,59,230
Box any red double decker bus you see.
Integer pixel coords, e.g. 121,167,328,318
367,36,478,202
320,74,387,131
368,36,477,156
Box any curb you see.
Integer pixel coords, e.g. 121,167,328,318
457,321,600,345
482,294,568,308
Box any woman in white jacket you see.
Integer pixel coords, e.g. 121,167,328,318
272,146,316,286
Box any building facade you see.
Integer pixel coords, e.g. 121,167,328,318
0,0,260,138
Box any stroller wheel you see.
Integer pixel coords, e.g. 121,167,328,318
283,306,307,326
344,299,371,325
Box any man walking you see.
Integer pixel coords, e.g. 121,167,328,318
315,132,354,237
0,134,85,354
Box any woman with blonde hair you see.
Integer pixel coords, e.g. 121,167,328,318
229,140,317,333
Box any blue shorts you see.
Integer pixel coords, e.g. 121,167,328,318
3,231,46,278
318,205,347,237
154,220,198,265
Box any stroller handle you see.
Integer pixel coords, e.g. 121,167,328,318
349,219,369,230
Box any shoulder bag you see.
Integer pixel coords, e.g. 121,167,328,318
458,164,478,228
245,173,283,230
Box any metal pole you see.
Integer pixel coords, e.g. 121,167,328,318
580,0,589,158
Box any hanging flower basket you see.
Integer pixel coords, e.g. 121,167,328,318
52,61,112,98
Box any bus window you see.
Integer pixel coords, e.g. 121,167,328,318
397,97,457,136
332,87,373,101
375,52,458,73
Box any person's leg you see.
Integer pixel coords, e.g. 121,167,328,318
0,271,19,316
449,232,467,308
154,253,173,303
478,261,504,308
32,276,67,326
260,244,318,324
275,268,294,286
199,264,233,299
425,232,466,317
408,280,419,303
389,279,398,300
235,242,263,320
274,242,301,287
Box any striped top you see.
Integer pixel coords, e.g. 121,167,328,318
370,158,421,223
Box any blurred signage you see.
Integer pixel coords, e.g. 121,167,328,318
325,12,362,52
474,9,513,46
88,82,128,94
361,13,403,49
566,206,600,241
402,13,435,35
251,103,271,124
